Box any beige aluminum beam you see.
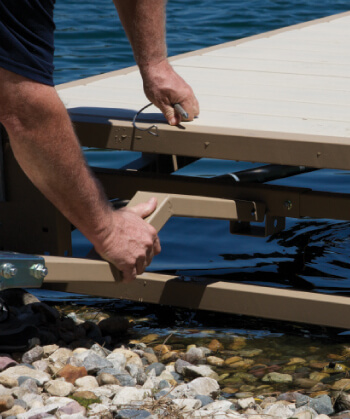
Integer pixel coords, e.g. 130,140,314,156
128,192,265,232
43,255,350,329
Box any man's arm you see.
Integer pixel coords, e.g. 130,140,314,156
114,0,199,125
0,68,160,283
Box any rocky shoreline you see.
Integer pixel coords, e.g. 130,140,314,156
1,290,350,418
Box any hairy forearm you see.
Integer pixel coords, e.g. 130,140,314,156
6,97,114,251
113,0,167,71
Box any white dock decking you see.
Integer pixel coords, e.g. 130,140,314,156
58,11,350,170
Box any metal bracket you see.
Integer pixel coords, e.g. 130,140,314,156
0,252,48,291
127,191,266,232
230,215,286,237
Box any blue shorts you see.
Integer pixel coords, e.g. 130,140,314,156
0,0,56,86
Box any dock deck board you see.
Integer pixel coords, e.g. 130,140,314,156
58,11,350,170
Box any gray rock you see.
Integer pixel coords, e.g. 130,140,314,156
154,389,174,400
116,409,152,418
296,393,312,407
145,362,165,376
114,373,136,387
310,395,334,416
262,372,293,383
22,346,44,364
19,378,39,394
97,367,121,376
174,359,192,375
195,395,214,407
136,371,147,386
183,348,205,364
82,352,113,374
171,372,182,382
158,379,170,390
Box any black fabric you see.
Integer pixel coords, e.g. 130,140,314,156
0,0,56,86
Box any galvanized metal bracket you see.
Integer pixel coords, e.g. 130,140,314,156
0,252,48,291
127,191,266,232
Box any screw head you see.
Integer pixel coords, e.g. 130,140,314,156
284,200,293,211
0,263,18,279
30,264,48,279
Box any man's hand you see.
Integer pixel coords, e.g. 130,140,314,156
141,59,200,126
95,197,161,283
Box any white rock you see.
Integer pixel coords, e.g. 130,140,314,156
200,400,234,412
17,403,61,419
193,411,240,418
106,353,127,370
293,407,318,419
183,365,219,380
72,347,89,354
0,366,50,386
238,397,256,409
88,402,113,417
45,379,75,397
111,348,143,368
90,384,121,398
21,393,44,409
170,383,196,398
315,416,331,419
188,377,220,396
0,384,12,396
172,398,201,412
75,376,99,389
142,377,156,390
165,365,175,373
263,403,295,418
49,348,73,366
112,387,152,405
158,370,175,382
58,414,86,419
44,397,74,407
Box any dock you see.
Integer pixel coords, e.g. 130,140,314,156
1,11,350,328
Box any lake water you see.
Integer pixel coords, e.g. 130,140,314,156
45,1,350,304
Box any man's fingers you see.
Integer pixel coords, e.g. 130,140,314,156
163,105,180,126
122,267,137,283
128,197,158,219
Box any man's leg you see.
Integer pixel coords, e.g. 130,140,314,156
0,67,161,281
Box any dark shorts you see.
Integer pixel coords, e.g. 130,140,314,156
0,0,56,86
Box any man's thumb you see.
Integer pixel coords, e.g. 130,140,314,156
129,197,158,219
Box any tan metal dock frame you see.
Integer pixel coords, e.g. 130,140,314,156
2,12,350,328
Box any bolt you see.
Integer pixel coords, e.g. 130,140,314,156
284,200,293,211
0,263,18,279
30,263,48,279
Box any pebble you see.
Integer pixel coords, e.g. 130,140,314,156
2,290,350,419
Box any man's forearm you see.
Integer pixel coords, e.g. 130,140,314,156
113,0,167,71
